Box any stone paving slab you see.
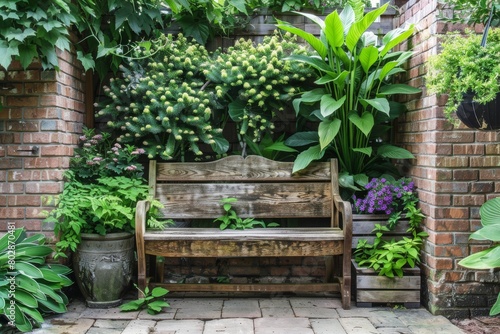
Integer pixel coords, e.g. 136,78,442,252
29,296,468,334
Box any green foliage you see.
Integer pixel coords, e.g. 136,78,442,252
205,33,315,150
0,228,72,332
0,0,77,70
120,285,170,315
277,2,419,189
426,28,500,123
354,227,428,278
97,32,314,161
214,198,280,230
43,176,168,258
98,33,228,162
437,0,500,27
459,197,500,315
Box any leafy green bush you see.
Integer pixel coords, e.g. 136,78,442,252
0,228,72,332
120,285,170,315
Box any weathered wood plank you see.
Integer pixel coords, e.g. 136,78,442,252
357,276,421,290
156,155,331,182
357,290,420,304
145,239,344,257
144,228,344,240
152,282,341,293
352,260,421,275
156,182,332,219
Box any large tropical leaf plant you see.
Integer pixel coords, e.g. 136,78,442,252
277,2,420,193
458,197,500,315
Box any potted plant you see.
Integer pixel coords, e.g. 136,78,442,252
276,1,420,194
44,128,166,308
350,177,427,307
426,22,500,129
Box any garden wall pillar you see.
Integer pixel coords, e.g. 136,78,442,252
394,0,500,318
0,50,86,240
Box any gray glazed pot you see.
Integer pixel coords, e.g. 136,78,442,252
73,232,134,308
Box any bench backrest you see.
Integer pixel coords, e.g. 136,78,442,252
149,155,341,227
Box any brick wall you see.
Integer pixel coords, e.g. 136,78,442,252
0,50,86,241
394,0,500,318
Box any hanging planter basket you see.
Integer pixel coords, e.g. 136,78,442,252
455,5,500,131
456,92,500,130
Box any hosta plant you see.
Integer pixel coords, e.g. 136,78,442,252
459,197,500,315
277,2,419,192
0,228,72,332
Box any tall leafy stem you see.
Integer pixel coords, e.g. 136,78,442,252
277,3,420,195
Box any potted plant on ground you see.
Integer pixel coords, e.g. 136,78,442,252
426,19,500,129
44,128,167,308
276,1,420,195
350,177,427,307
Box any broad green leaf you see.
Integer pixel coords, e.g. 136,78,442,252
318,119,341,150
229,0,247,14
459,246,500,269
294,11,326,30
151,287,169,297
0,228,24,251
15,245,53,258
339,172,360,190
320,95,346,117
18,44,38,69
53,0,72,13
378,61,398,80
360,98,390,116
352,147,372,156
380,25,415,57
263,142,297,153
15,304,33,332
292,145,325,174
15,261,43,279
359,45,379,73
15,275,41,294
377,144,415,159
285,131,319,147
345,3,388,52
300,88,326,103
40,267,66,283
378,84,421,95
469,225,500,241
348,112,374,137
0,40,20,70
18,305,44,325
277,22,327,59
228,99,246,121
285,54,332,74
120,299,145,311
39,283,63,303
480,197,500,226
490,293,500,316
15,289,38,308
211,133,229,155
324,11,344,48
38,297,67,313
339,4,355,35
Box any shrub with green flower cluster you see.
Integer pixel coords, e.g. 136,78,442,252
96,32,314,160
205,33,314,146
97,34,229,161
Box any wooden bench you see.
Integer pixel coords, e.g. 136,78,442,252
135,155,352,309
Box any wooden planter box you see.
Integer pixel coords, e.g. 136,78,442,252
352,214,421,308
352,260,421,308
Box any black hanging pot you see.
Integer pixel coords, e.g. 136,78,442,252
455,5,500,130
456,92,500,130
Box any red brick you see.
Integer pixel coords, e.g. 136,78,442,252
452,195,485,206
24,108,62,119
7,145,39,156
470,156,500,167
0,196,6,206
0,158,22,169
0,183,24,193
0,108,23,119
426,217,470,231
424,254,453,270
0,133,15,144
8,195,42,206
40,145,73,156
0,208,25,219
426,231,453,245
453,169,479,181
24,157,69,169
470,182,494,193
26,207,52,219
25,182,63,194
479,169,500,180
5,120,39,131
453,144,485,155
6,96,38,107
7,70,41,81
24,82,58,94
